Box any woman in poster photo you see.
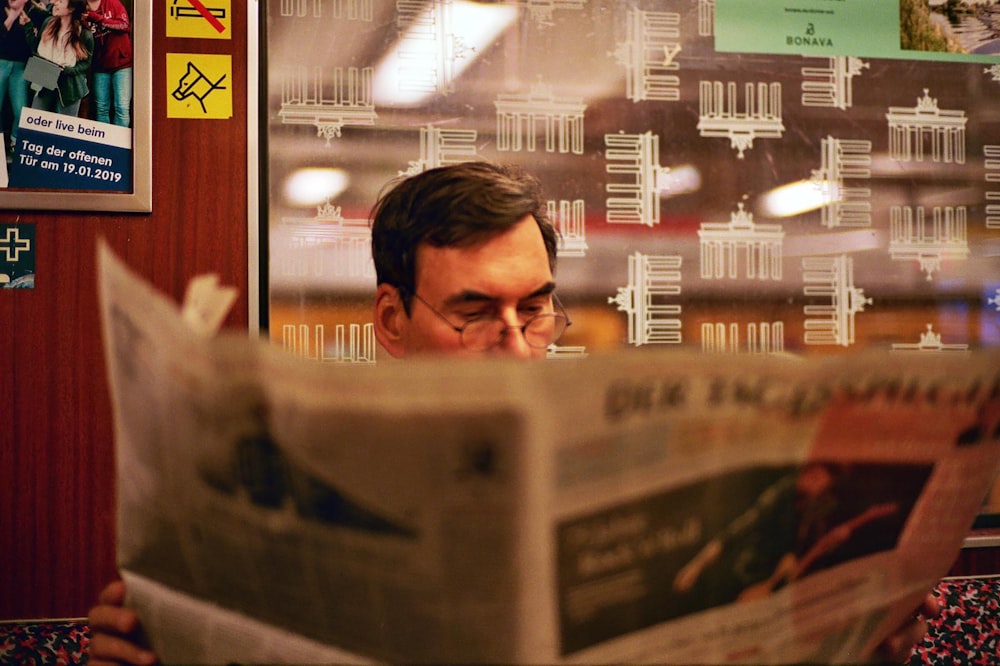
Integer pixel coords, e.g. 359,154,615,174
83,0,131,127
0,0,46,159
25,0,92,117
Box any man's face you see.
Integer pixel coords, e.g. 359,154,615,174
375,215,555,360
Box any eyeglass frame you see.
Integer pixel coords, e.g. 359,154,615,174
400,288,572,351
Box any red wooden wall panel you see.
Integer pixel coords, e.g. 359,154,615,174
0,7,249,620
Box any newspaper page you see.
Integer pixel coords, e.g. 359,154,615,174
98,242,1000,664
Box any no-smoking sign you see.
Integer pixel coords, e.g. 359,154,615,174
166,0,232,40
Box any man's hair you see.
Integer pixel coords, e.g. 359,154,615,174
370,161,558,308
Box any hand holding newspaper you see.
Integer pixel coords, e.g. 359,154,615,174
98,242,1000,664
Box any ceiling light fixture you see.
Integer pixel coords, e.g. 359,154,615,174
758,179,837,218
283,167,350,208
372,1,520,107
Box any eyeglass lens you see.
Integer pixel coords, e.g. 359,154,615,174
462,314,568,351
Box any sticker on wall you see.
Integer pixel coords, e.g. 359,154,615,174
987,144,1000,229
891,324,969,354
280,65,376,143
8,109,132,192
801,255,872,347
0,223,35,289
610,252,684,347
167,54,233,119
698,201,785,281
166,0,232,40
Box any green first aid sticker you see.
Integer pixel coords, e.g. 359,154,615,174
0,223,34,289
715,0,1000,64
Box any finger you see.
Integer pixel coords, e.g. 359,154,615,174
87,604,139,635
88,632,159,666
88,659,154,666
904,616,930,647
902,618,930,659
97,579,127,606
877,617,929,663
920,592,941,619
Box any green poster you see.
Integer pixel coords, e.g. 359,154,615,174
716,0,1000,63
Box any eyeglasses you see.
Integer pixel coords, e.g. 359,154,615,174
407,291,571,351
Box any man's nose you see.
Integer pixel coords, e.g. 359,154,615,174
493,325,533,358
492,310,533,359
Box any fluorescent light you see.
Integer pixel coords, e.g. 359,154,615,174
373,1,520,107
283,167,349,207
758,179,836,218
655,164,702,198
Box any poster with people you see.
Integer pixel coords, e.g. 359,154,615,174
0,0,134,193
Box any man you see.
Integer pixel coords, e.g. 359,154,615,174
87,162,934,665
368,160,566,360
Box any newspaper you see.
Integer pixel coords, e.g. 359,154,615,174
98,241,1000,664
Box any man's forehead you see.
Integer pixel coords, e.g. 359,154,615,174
413,217,553,296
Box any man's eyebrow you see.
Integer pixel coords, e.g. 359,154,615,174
443,282,556,306
525,282,557,299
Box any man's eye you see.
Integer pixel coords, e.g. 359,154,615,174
457,309,492,321
519,302,549,316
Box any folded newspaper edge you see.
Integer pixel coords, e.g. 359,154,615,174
121,571,370,664
98,241,1000,664
180,273,239,336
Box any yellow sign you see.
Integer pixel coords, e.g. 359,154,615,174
166,0,232,40
166,54,233,119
